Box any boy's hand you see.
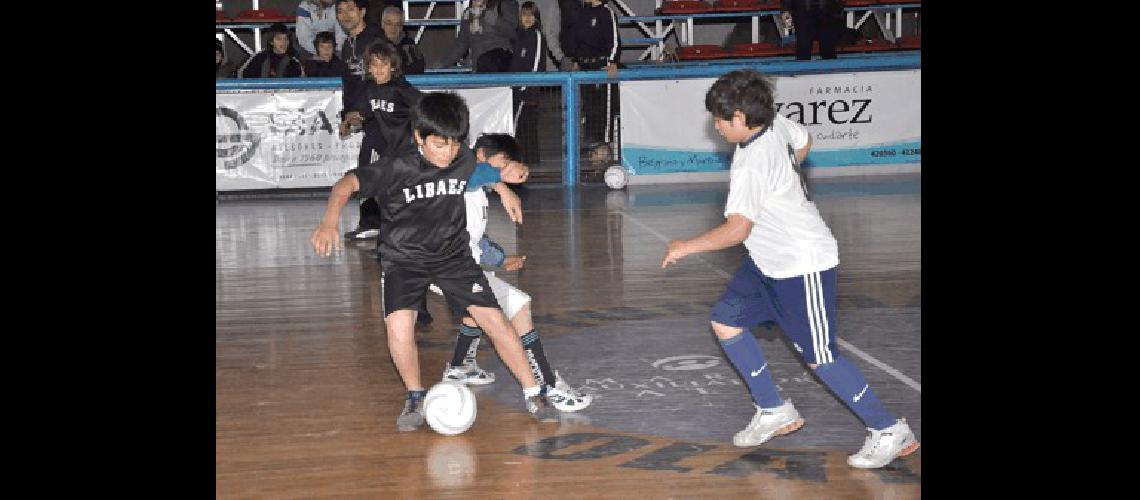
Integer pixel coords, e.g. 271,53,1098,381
503,255,527,271
497,185,524,224
310,224,343,256
606,63,619,79
661,239,690,268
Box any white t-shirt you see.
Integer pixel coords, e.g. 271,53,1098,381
464,187,490,263
724,113,839,278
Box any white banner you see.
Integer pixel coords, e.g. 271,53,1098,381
619,70,920,178
216,87,515,191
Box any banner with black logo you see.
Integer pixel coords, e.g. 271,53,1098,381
216,88,515,191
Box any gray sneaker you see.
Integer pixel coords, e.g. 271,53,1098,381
847,418,920,469
733,399,805,447
525,394,560,422
396,396,425,432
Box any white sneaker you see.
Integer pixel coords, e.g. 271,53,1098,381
732,399,805,447
847,418,920,469
441,361,496,386
545,371,593,412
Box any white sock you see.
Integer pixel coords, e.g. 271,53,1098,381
523,385,542,398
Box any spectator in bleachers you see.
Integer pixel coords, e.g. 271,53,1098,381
532,0,568,70
297,0,347,60
302,31,350,77
510,1,546,166
782,0,844,60
433,0,520,72
379,6,425,75
239,23,305,78
562,0,619,148
216,39,235,79
364,0,404,30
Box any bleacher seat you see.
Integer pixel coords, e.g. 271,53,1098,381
896,35,920,49
845,0,876,6
877,0,920,4
216,11,231,23
712,0,776,12
676,44,728,60
727,42,792,58
232,9,292,23
838,38,895,53
659,1,713,14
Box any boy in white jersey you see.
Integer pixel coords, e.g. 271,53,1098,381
661,70,918,469
431,134,593,413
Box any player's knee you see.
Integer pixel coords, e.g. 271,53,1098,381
710,320,743,340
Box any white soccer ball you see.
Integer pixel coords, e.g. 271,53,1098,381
604,165,628,190
424,382,477,435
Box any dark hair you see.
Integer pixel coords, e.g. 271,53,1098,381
334,0,366,9
313,31,337,52
473,133,520,162
520,1,542,30
412,92,469,143
267,22,290,41
364,39,402,77
705,69,776,129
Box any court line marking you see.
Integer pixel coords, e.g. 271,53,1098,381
618,210,921,393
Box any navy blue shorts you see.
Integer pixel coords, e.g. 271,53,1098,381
710,257,839,365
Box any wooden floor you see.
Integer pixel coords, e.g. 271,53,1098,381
216,175,921,498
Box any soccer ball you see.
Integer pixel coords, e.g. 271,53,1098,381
604,165,628,190
424,382,477,435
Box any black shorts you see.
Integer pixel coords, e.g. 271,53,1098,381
380,257,499,318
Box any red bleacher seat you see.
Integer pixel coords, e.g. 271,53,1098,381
231,9,292,23
896,35,920,49
659,1,713,14
845,0,876,6
712,0,768,12
838,38,895,53
727,42,792,58
216,11,230,22
676,44,728,60
877,0,920,4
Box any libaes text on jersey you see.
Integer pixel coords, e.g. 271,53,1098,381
403,179,468,203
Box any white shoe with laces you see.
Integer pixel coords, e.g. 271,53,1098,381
732,399,805,447
847,418,920,469
545,371,593,412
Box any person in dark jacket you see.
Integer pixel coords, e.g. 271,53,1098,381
782,0,844,60
336,0,389,240
379,6,425,75
434,0,519,72
302,31,350,77
561,0,620,147
216,39,236,79
510,1,546,166
239,23,305,78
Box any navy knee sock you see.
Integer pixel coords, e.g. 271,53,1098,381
814,356,897,430
719,330,784,408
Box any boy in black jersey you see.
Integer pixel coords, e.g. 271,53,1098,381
311,92,561,431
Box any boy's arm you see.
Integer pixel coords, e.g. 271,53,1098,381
794,134,813,165
491,182,523,224
310,173,361,256
661,214,753,268
295,6,317,58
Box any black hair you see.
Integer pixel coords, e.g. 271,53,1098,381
313,31,337,52
364,39,403,78
519,1,542,30
267,22,290,42
334,0,366,9
704,69,776,129
473,133,520,162
412,92,470,143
